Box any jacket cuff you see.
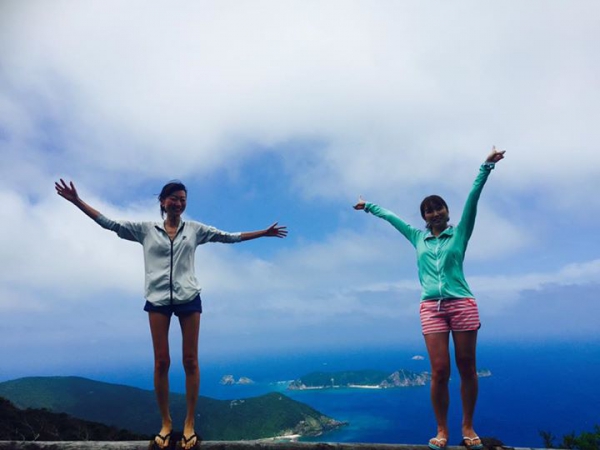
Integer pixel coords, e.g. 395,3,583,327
95,214,110,226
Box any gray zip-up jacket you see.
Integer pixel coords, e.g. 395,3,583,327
95,215,242,306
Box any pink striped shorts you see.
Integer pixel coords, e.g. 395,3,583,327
419,298,481,335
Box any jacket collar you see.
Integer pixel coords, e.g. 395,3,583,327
155,220,186,232
424,225,454,240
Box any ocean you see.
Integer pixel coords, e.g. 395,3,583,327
65,341,600,448
191,341,600,448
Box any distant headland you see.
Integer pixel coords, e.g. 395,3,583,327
287,369,430,390
287,368,492,390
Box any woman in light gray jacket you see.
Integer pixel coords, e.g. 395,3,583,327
55,179,287,450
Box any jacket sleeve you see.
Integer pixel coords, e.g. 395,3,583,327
95,215,146,243
458,163,494,243
364,203,421,246
194,222,242,244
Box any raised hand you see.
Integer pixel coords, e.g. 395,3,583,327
486,146,506,164
353,196,366,210
55,179,80,203
265,222,288,238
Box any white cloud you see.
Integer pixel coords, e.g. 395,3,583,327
1,1,599,374
471,258,600,314
0,188,146,302
1,1,598,208
1,174,599,368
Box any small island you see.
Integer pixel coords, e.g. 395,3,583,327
288,369,431,390
220,375,256,385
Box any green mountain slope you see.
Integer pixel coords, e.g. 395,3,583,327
0,396,149,441
0,377,346,440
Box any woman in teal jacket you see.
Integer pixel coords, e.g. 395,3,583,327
354,147,505,450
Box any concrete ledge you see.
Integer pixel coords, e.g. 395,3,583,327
0,444,442,450
0,441,545,450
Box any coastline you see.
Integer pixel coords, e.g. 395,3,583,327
289,384,383,390
347,384,382,389
258,434,301,442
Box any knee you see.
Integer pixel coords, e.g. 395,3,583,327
456,357,477,378
430,364,451,384
182,354,198,374
154,355,171,375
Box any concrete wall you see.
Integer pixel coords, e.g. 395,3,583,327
0,441,545,450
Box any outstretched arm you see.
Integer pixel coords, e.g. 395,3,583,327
459,146,506,241
353,196,421,246
240,222,288,241
55,179,102,221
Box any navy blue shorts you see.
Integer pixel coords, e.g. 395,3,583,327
143,294,202,317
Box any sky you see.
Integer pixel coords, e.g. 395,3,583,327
1,1,599,384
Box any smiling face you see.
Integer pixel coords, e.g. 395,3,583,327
161,190,187,218
420,195,449,232
423,204,449,228
158,181,188,219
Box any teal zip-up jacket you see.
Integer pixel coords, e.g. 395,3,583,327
364,163,495,302
95,216,241,306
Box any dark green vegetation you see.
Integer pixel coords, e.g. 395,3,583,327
0,377,346,441
288,369,430,389
540,426,600,450
0,396,149,441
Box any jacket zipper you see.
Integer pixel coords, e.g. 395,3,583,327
168,224,185,305
435,239,443,298
169,238,175,305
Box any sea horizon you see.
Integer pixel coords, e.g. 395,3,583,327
2,340,599,448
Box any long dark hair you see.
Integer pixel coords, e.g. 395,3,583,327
158,180,187,218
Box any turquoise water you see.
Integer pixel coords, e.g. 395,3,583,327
194,342,600,448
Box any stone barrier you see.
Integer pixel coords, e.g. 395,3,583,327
0,440,545,450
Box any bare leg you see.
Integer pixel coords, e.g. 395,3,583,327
148,312,173,448
453,330,481,446
424,332,451,447
178,312,201,449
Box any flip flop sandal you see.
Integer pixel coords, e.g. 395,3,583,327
463,435,484,450
179,433,202,449
149,432,171,450
429,437,448,450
